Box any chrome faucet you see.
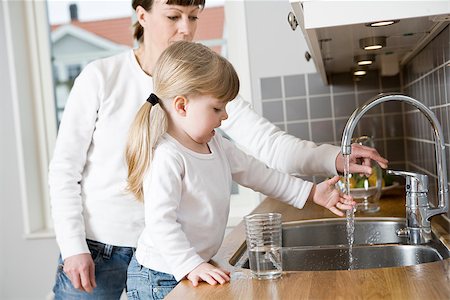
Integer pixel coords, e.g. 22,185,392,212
341,93,449,244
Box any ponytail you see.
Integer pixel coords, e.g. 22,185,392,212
133,21,144,43
126,102,167,201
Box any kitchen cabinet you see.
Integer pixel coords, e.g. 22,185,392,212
289,0,450,84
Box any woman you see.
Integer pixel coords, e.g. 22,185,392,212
49,0,387,299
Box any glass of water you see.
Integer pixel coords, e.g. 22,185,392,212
244,213,282,280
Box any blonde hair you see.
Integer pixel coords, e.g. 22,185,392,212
126,41,240,200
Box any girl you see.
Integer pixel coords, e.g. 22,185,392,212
125,41,354,299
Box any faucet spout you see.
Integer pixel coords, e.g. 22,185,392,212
341,93,449,243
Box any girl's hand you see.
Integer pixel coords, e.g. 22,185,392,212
310,176,355,216
187,262,230,287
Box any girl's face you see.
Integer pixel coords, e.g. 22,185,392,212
141,1,200,57
183,94,229,145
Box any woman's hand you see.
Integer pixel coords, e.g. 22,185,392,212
336,143,388,175
310,176,355,216
63,253,96,293
187,262,230,287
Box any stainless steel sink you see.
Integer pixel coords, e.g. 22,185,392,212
282,217,408,246
231,218,450,271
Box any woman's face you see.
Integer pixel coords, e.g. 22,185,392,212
141,0,200,56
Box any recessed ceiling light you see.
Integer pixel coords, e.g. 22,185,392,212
354,54,375,66
359,36,387,50
366,20,399,27
358,60,372,66
353,66,368,76
354,70,367,76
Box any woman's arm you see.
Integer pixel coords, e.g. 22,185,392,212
221,95,340,177
222,96,388,176
48,63,102,259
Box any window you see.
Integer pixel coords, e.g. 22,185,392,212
66,64,81,81
2,0,57,237
48,1,133,126
4,0,136,236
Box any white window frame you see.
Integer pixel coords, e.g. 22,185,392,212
3,0,56,238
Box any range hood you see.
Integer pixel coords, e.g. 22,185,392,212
289,0,450,84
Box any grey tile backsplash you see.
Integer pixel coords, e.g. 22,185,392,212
285,98,308,121
261,77,282,100
260,70,405,167
286,122,310,141
310,120,334,143
260,25,449,216
308,73,330,95
284,74,306,97
402,25,450,210
333,94,357,117
309,96,332,119
262,101,283,123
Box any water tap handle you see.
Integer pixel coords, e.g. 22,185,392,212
386,170,428,193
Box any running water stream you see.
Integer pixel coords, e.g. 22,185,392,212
343,154,355,269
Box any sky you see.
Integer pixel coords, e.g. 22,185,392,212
47,0,225,24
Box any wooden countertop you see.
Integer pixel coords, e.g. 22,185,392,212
167,189,450,299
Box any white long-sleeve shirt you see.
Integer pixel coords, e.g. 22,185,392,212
136,133,312,281
48,49,339,260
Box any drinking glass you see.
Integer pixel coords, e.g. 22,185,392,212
351,136,382,213
244,213,282,280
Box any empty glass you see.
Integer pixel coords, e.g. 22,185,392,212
244,213,282,280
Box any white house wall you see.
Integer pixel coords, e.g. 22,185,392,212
54,34,106,56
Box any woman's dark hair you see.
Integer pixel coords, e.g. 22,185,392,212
132,0,206,43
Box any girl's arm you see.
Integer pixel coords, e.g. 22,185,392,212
220,136,353,214
220,136,312,209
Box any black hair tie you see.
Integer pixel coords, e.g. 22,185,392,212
147,93,159,106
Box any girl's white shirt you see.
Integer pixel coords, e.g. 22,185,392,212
136,133,312,281
48,49,340,260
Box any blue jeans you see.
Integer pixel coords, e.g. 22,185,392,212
53,239,134,300
126,254,178,300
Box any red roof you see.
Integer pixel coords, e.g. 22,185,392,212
51,6,224,50
52,17,134,47
195,6,224,42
